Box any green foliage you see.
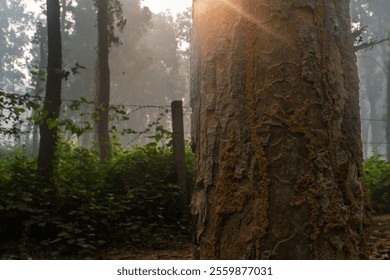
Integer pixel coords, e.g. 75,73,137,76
363,154,390,214
0,134,194,258
0,149,54,256
0,91,41,136
0,90,170,143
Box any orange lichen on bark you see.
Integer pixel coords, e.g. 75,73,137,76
315,0,339,181
192,0,369,260
315,1,365,258
286,98,324,257
203,130,254,259
245,20,271,258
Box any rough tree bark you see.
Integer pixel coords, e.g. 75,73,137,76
37,0,62,176
96,0,112,160
191,0,371,259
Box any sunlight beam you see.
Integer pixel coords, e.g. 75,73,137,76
194,0,286,44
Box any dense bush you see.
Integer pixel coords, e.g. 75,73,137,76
363,154,390,214
0,138,194,258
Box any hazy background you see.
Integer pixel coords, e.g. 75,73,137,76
1,0,390,159
351,0,390,159
0,0,191,150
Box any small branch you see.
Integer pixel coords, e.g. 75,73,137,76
352,25,368,40
354,38,390,52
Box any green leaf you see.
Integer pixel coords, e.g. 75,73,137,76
46,118,60,129
67,239,76,245
21,196,33,202
13,108,25,115
38,222,47,227
154,133,163,143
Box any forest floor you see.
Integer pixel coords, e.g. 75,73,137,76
100,241,193,260
101,213,390,260
368,213,390,260
2,214,389,260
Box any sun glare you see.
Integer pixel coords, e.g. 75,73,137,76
219,0,270,28
142,0,192,14
211,0,286,43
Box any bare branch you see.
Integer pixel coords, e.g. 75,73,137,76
354,37,390,52
352,25,368,40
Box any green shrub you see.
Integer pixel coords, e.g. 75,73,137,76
363,154,390,214
0,150,55,255
107,141,193,241
0,136,195,257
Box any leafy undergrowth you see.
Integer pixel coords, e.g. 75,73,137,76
363,153,390,214
0,136,194,259
2,141,390,259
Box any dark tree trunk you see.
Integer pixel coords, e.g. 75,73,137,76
96,0,111,160
191,0,371,259
37,0,63,177
387,49,390,161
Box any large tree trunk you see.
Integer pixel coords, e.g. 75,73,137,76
96,0,111,160
37,0,62,176
191,0,371,259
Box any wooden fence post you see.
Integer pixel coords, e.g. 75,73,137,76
171,100,188,202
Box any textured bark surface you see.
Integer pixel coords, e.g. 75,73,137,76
191,0,371,259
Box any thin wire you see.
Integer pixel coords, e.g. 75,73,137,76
361,118,386,122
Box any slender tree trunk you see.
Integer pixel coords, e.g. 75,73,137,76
362,119,369,158
37,0,62,176
96,0,111,160
386,49,390,161
32,23,47,157
191,0,371,259
364,67,382,155
368,93,381,153
61,0,66,33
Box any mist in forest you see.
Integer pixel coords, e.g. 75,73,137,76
1,0,390,159
0,0,191,150
351,0,390,159
1,0,390,262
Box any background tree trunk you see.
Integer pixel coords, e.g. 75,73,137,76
37,0,62,176
25,23,47,157
96,0,111,160
386,48,390,161
191,0,371,259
